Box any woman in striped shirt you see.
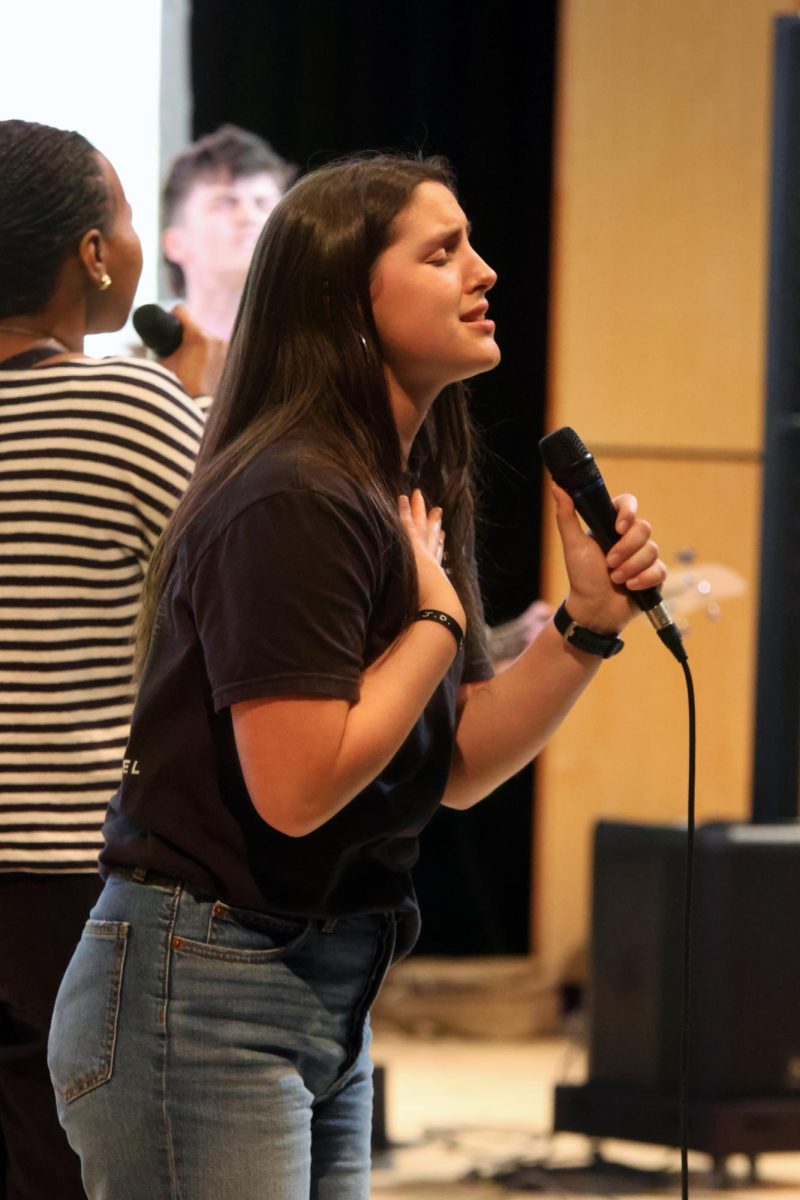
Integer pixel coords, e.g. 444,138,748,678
0,119,216,1199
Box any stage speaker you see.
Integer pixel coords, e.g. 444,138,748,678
589,820,800,1097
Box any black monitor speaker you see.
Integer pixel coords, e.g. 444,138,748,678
554,821,800,1159
589,820,800,1097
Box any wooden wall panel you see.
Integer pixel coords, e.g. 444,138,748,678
550,0,794,452
536,0,796,982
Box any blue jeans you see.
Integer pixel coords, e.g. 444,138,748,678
47,870,396,1199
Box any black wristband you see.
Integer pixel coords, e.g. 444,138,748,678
553,600,624,659
413,608,464,654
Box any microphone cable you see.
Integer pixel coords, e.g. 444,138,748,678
538,427,698,1196
678,657,697,1200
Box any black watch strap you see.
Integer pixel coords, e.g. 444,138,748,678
553,601,624,658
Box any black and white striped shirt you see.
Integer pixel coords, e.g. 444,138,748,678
0,355,203,873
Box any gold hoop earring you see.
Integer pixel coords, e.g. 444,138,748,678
98,273,112,292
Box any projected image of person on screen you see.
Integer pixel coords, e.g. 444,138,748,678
161,124,297,341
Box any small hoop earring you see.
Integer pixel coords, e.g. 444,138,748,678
98,273,112,292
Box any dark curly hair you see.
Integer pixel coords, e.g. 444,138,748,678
0,119,111,318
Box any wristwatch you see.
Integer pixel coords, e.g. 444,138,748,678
553,600,624,658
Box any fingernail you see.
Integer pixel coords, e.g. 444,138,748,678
610,569,624,583
616,520,630,534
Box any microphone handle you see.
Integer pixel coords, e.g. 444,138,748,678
541,426,687,663
570,475,663,614
571,473,687,661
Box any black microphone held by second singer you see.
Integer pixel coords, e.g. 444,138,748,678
539,426,687,664
132,304,183,357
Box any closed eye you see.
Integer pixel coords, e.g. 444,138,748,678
420,218,472,264
427,236,460,267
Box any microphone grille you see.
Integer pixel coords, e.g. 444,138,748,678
539,426,602,490
538,425,587,469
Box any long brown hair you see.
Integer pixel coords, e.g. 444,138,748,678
136,153,487,667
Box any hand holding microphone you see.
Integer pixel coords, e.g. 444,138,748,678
540,427,685,663
133,303,227,399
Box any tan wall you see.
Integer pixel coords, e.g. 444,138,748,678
536,0,796,980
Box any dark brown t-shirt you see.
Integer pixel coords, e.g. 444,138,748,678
101,437,491,951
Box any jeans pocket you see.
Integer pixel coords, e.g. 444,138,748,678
48,919,129,1103
174,902,312,963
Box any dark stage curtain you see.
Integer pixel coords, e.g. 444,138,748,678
190,0,557,954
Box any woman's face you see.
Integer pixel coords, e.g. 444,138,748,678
89,154,143,332
370,181,499,405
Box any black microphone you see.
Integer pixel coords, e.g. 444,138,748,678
539,426,687,664
132,304,183,357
